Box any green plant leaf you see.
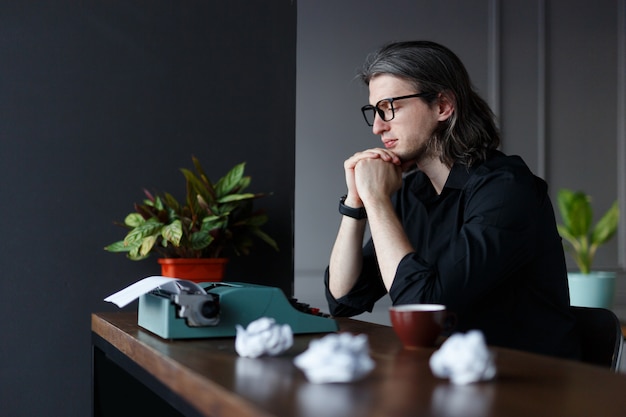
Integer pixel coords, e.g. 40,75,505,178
216,162,245,197
557,188,619,273
237,212,269,227
161,219,183,246
568,192,592,237
218,193,256,203
104,240,132,253
236,176,251,193
191,155,211,186
201,214,225,225
196,194,211,213
124,213,145,228
591,200,619,246
189,229,214,251
139,235,158,257
252,228,279,251
154,195,165,210
182,167,216,210
557,189,574,229
162,193,181,213
123,219,164,246
128,244,150,261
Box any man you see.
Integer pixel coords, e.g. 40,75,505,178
325,40,580,359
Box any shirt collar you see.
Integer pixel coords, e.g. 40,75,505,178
444,162,476,190
409,155,487,198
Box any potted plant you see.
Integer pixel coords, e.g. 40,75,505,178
105,156,279,282
556,188,619,308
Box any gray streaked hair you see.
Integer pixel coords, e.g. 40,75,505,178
360,41,500,168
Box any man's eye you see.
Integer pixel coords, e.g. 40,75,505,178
378,101,392,111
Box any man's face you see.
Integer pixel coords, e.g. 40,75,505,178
368,74,443,166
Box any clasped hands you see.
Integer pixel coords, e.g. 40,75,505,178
343,148,414,208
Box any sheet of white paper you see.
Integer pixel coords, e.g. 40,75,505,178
104,276,178,308
429,330,496,385
235,317,294,358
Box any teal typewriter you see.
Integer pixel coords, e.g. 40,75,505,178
137,281,339,339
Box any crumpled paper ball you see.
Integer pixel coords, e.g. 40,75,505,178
294,333,375,384
429,330,496,385
235,317,293,358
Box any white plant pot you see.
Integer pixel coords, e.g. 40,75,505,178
567,271,616,309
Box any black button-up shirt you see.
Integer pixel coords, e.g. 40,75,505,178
326,150,580,359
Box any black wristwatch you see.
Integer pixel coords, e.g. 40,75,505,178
339,195,367,220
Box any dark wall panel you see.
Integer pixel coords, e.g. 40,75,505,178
0,2,296,416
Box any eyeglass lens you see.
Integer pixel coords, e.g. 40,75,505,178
362,99,394,126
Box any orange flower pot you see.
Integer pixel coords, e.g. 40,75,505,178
158,258,228,283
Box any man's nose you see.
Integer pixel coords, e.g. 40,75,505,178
372,114,389,134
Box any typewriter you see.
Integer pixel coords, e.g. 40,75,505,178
137,281,339,339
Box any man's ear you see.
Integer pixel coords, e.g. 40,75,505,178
436,91,455,122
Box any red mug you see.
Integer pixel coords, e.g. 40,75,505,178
389,304,454,349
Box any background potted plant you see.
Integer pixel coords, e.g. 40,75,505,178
556,188,619,308
105,156,279,282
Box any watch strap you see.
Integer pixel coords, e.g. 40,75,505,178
339,195,367,219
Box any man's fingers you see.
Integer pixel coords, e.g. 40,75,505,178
345,148,400,169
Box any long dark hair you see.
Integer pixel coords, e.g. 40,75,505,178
360,41,500,167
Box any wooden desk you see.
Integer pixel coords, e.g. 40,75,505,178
92,312,626,417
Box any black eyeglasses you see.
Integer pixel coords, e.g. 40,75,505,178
360,92,430,126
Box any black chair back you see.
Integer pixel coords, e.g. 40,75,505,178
570,306,623,371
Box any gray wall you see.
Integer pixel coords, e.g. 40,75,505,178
295,0,626,304
0,2,296,416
